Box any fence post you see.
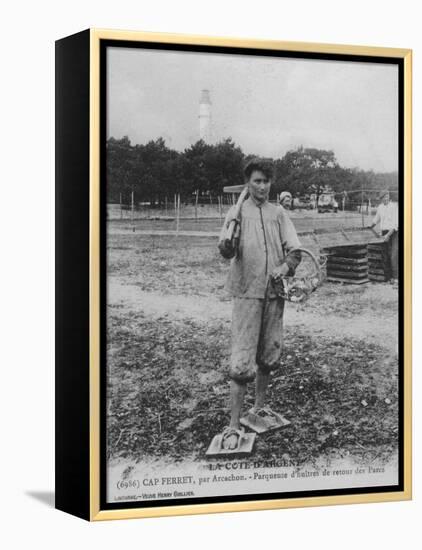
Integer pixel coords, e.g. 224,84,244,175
176,193,181,234
131,190,135,230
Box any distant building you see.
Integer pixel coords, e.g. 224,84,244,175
199,89,212,143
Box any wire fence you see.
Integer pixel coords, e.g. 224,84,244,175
107,203,382,238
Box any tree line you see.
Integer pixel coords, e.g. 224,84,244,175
107,136,398,208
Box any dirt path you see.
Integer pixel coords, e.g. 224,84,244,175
108,280,398,351
108,228,219,237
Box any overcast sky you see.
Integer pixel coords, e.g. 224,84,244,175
107,46,398,172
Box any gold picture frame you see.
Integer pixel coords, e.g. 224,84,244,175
55,28,412,521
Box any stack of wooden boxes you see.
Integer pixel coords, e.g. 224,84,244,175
367,241,390,282
298,228,389,285
324,243,369,284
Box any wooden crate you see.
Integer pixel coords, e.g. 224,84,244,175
323,244,369,284
368,242,390,281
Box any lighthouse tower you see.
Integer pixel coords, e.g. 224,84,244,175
199,89,212,143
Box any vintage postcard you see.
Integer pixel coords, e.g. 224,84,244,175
103,41,404,508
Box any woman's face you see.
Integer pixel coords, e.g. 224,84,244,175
248,170,271,204
282,196,292,208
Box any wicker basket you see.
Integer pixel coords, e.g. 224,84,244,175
270,247,324,303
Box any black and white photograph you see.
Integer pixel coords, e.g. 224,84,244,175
104,43,402,505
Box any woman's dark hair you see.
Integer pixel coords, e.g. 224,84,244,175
244,157,274,181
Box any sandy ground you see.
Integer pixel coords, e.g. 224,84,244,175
108,280,398,353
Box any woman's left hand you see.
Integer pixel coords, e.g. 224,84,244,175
271,262,290,282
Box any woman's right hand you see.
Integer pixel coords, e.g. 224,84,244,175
218,239,236,259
